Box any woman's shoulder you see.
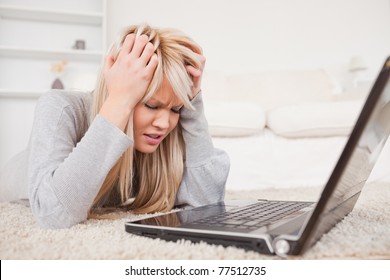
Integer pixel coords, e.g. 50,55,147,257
34,90,93,130
37,90,92,110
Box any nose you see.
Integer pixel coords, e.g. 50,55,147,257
152,110,170,130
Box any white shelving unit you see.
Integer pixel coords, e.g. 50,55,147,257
0,88,43,98
0,46,103,61
0,5,104,25
0,0,106,98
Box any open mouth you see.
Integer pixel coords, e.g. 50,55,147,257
144,134,163,145
145,134,161,139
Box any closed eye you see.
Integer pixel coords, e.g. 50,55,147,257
171,107,182,114
145,103,158,110
145,103,182,114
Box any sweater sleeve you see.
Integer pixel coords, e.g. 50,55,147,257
28,92,132,229
175,92,230,207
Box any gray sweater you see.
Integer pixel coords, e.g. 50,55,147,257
10,90,229,229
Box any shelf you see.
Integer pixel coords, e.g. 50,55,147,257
0,88,45,98
0,5,103,25
0,46,104,61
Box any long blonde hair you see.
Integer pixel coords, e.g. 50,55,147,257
89,24,202,216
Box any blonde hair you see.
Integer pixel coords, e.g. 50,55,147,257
89,24,202,216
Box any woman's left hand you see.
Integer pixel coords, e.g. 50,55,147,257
186,52,206,99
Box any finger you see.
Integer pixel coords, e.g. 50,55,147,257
130,34,149,58
140,42,155,66
192,45,203,55
193,53,206,70
103,53,115,73
145,53,159,77
186,65,202,78
118,34,136,60
199,54,206,68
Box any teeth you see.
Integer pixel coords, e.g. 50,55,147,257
148,134,159,139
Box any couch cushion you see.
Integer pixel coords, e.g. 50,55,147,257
227,69,334,111
204,101,266,137
266,100,364,138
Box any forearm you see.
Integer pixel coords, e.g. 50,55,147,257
176,92,230,207
29,115,132,228
180,92,215,166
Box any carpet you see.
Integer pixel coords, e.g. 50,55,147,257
1,182,389,260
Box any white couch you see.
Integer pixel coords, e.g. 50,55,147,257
201,69,390,191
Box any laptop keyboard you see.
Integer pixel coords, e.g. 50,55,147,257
191,201,313,230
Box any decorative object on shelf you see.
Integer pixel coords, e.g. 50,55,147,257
51,60,68,89
72,39,86,50
51,78,64,89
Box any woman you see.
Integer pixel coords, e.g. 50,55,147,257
7,23,229,229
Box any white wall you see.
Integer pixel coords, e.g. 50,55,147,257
107,0,390,85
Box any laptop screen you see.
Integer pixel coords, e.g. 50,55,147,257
300,58,390,253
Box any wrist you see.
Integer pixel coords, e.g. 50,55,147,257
99,96,135,131
181,91,203,120
191,88,202,100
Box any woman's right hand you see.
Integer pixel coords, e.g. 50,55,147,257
99,34,158,130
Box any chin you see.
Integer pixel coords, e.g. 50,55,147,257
135,145,159,154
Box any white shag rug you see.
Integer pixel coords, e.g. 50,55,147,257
1,182,389,260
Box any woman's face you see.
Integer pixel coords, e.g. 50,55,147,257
133,79,183,153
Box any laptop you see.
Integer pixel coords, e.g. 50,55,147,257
125,57,390,256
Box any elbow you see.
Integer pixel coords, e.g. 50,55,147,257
210,150,230,203
29,182,88,229
35,211,85,229
200,151,231,205
215,149,230,187
29,197,87,229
